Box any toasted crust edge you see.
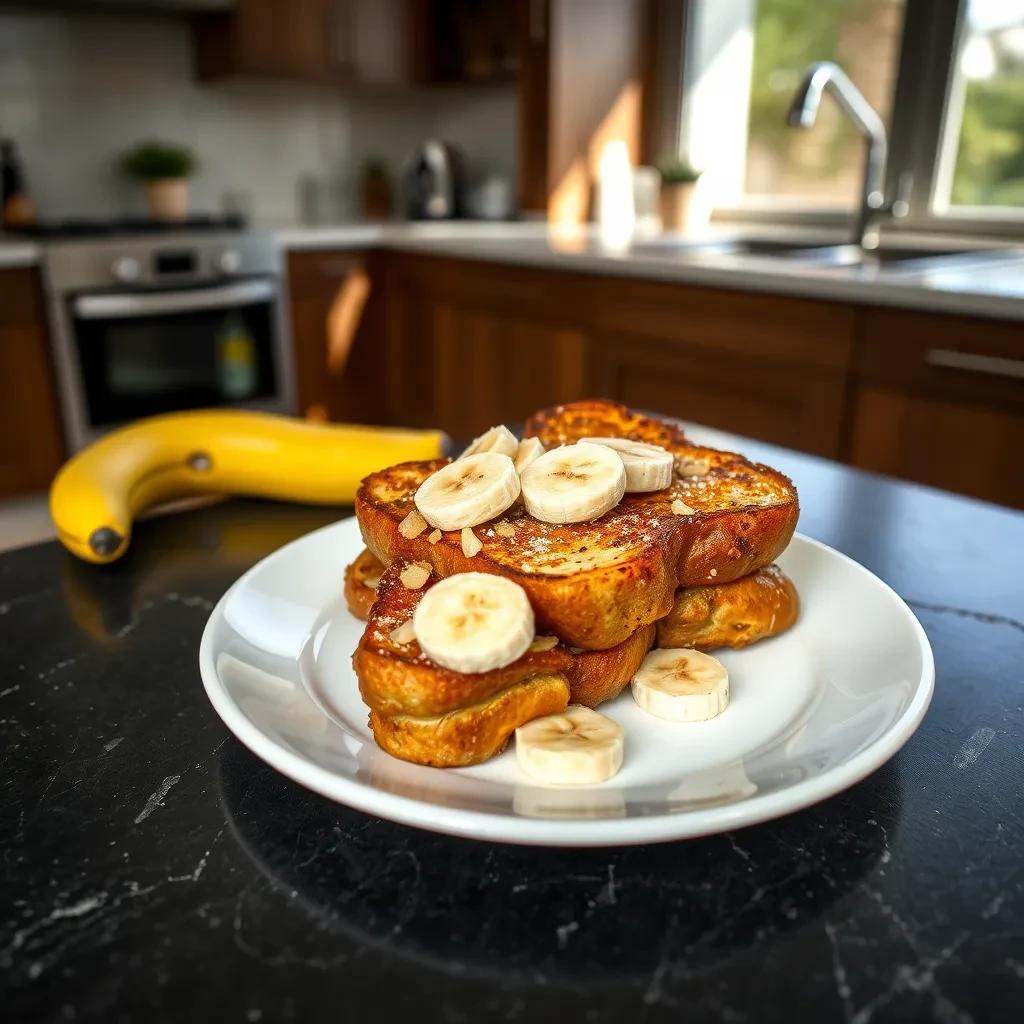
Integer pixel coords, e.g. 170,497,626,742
353,559,657,717
367,673,570,768
657,564,800,651
344,548,382,620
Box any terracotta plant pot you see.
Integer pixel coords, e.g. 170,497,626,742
146,179,189,222
659,181,700,232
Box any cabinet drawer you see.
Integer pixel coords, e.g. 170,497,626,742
386,253,589,324
856,307,1024,407
591,330,848,458
849,386,1024,507
592,278,855,372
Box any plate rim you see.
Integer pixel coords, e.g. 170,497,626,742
198,519,935,846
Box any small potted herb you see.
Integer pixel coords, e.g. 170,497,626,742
656,157,703,232
120,141,197,222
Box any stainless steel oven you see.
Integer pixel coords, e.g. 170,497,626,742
42,231,294,450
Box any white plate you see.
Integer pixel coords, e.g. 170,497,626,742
199,516,933,846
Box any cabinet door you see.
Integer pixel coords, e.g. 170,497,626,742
850,308,1024,507
590,280,854,457
382,255,589,437
429,301,587,440
286,250,385,424
0,269,65,497
194,0,418,83
849,388,1023,507
195,0,334,81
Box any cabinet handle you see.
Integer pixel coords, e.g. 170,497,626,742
925,348,1024,381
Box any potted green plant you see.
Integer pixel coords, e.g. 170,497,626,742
656,157,703,232
120,141,197,222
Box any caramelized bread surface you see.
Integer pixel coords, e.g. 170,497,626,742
524,399,691,449
356,400,799,650
343,547,382,620
349,548,798,655
367,674,569,769
354,560,655,720
656,563,799,651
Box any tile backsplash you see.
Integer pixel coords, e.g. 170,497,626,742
0,9,517,225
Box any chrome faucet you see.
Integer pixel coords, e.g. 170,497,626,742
787,61,909,251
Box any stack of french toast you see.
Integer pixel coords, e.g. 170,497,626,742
346,400,799,769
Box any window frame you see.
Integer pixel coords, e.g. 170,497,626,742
684,0,1024,238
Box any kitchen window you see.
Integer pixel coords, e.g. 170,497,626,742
935,0,1024,211
744,0,906,209
675,0,1024,233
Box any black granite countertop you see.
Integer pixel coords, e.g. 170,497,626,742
2,436,1023,1024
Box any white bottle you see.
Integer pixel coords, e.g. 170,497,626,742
597,140,635,250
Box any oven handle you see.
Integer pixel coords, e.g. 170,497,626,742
72,279,277,319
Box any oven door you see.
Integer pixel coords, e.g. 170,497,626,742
62,278,292,446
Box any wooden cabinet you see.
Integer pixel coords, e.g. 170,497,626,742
381,255,589,437
848,308,1024,507
193,0,413,85
193,0,517,86
588,278,855,457
289,248,1022,508
428,302,586,439
286,249,386,424
413,0,520,84
0,268,65,497
374,254,853,454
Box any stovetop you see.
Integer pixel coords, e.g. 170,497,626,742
5,213,246,239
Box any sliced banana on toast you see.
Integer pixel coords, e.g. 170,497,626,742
459,424,519,459
414,452,520,531
514,436,545,475
520,441,626,524
581,436,674,492
412,572,534,673
515,705,624,784
631,648,730,722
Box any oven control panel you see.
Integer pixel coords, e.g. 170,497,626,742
42,232,281,293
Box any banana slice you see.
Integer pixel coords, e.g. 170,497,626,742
631,649,730,722
515,705,624,785
520,442,626,524
412,572,534,673
581,437,674,492
459,424,519,460
514,437,545,475
414,452,520,531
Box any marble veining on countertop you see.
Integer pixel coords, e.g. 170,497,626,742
1,427,1023,1023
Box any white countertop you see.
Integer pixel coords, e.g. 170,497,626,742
0,241,41,268
6,221,1024,320
279,221,1024,320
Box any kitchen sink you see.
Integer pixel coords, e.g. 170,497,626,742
629,236,1021,273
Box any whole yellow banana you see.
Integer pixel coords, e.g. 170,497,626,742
50,410,446,564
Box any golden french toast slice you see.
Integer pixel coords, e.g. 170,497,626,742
354,560,655,716
355,401,798,650
349,548,798,653
344,546,383,620
656,564,799,651
367,675,570,769
524,399,691,450
353,560,654,766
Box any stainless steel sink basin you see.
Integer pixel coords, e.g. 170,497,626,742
628,236,1021,274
